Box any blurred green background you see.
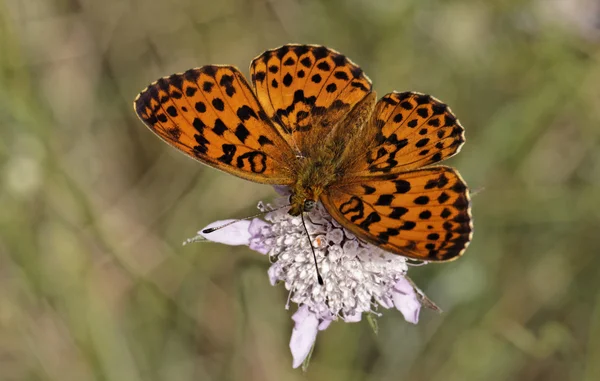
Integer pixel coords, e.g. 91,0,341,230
1,0,600,380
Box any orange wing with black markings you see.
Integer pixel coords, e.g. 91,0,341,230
134,66,296,184
346,91,465,176
321,166,472,261
250,44,373,153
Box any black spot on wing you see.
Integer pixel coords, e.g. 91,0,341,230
317,61,331,71
166,106,178,117
212,98,225,111
334,71,349,81
192,118,205,133
195,101,206,113
358,212,381,231
258,135,274,146
212,118,227,136
254,71,266,82
186,86,197,97
184,69,200,83
375,194,394,206
217,144,236,165
234,123,250,143
351,81,369,92
203,81,214,92
203,66,217,77
414,196,430,205
276,45,290,59
312,46,329,60
294,45,310,57
437,192,450,204
236,151,267,173
389,207,408,219
237,105,258,121
419,210,432,219
339,196,365,223
362,185,376,195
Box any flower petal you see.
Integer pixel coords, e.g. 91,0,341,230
394,276,414,294
318,318,333,331
248,218,272,254
343,311,362,323
273,185,292,196
392,278,421,324
199,219,251,246
267,265,279,286
290,306,319,368
375,295,394,309
248,218,270,236
249,240,271,255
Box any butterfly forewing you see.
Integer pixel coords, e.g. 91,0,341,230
134,66,296,184
348,92,465,176
250,44,373,154
321,166,472,261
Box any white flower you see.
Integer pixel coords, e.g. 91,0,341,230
188,198,429,369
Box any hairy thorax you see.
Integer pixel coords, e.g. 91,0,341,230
287,91,378,216
288,149,343,216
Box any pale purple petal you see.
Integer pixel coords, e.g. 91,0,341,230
343,311,362,322
248,218,272,254
375,295,394,309
394,276,414,294
199,220,251,245
291,305,311,323
249,241,270,255
290,306,319,368
392,278,421,324
248,218,270,236
318,318,333,330
316,310,334,330
268,265,279,286
273,185,292,196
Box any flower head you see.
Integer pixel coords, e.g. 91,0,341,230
189,198,431,369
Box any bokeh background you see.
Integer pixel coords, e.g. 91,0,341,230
2,0,600,380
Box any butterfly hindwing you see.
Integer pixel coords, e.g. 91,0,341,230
134,66,296,184
250,44,373,154
347,92,465,176
321,166,472,261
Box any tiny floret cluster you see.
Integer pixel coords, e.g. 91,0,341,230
189,198,429,369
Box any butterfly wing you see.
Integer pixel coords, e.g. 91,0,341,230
322,92,471,261
250,44,373,154
134,66,297,184
321,166,472,261
344,91,465,176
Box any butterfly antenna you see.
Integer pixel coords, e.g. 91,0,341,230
201,203,289,234
301,212,324,286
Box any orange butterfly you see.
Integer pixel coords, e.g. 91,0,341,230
134,44,472,262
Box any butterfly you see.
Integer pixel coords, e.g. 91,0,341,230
133,44,472,262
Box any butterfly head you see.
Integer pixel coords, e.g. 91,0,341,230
288,186,322,216
288,197,317,216
303,199,316,212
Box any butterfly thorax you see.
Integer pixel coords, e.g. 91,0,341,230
288,152,341,216
286,92,380,216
